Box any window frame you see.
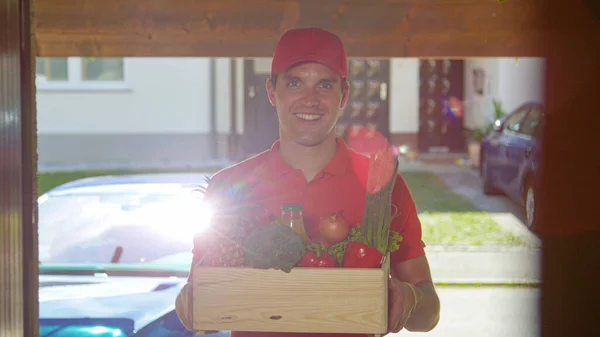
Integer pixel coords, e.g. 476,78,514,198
36,57,68,81
36,57,131,92
519,105,544,138
502,106,530,136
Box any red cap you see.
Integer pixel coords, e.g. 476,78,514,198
271,27,348,79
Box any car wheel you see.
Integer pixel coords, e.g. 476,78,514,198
525,183,536,228
481,153,498,195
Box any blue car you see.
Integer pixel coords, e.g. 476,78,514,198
479,101,545,229
37,173,230,337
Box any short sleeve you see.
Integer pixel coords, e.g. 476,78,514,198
389,173,426,265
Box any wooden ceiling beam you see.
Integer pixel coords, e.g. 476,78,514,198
34,0,545,58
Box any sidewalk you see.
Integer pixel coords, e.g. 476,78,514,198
395,286,540,337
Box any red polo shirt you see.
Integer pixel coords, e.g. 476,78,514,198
192,137,426,337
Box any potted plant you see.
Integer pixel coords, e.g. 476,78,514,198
490,99,507,126
463,99,507,168
464,127,485,168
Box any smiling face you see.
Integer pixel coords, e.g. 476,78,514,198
266,62,349,147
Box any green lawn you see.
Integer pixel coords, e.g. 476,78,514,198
401,172,527,246
419,212,525,246
401,172,479,213
38,169,526,247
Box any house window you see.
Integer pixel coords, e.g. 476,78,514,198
36,57,128,91
36,58,68,81
82,58,124,81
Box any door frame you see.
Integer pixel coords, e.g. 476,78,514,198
0,0,38,335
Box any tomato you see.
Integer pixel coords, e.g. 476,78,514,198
297,250,338,268
341,241,384,268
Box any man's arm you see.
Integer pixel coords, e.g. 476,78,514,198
392,256,440,332
387,173,440,333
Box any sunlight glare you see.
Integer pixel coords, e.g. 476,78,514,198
144,193,214,240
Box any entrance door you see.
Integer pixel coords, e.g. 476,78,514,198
338,59,391,149
418,59,465,153
243,59,280,157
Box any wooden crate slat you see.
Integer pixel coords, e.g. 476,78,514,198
192,256,390,334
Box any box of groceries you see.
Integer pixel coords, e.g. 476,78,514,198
192,151,399,335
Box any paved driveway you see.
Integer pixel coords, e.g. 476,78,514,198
435,168,526,221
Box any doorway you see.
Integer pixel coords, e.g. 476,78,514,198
418,59,465,154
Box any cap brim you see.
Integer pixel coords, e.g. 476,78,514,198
272,56,345,79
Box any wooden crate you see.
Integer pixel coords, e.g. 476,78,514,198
192,255,390,335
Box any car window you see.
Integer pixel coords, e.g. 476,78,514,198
38,189,210,264
502,107,530,134
520,106,543,137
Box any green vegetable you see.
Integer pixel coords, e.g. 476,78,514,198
242,224,306,273
387,230,403,253
361,151,400,255
326,227,363,265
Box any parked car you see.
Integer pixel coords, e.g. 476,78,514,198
479,101,545,229
37,173,230,337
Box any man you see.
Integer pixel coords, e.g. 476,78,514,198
176,27,440,336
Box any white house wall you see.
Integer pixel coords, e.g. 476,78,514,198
463,58,500,130
38,57,212,134
463,57,546,130
37,57,229,169
497,58,546,113
389,58,420,134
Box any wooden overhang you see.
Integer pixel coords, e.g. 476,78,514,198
35,0,545,58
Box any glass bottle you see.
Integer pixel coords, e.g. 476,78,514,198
280,204,310,245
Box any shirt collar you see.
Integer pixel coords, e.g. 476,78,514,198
266,137,350,177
